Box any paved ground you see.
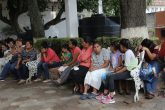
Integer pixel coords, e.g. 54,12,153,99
0,80,165,110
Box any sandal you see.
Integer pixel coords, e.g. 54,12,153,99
80,94,89,100
72,86,80,95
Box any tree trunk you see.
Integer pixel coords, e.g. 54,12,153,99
27,0,45,38
120,0,149,38
10,14,22,33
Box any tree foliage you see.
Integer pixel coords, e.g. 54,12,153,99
77,0,120,16
0,0,154,36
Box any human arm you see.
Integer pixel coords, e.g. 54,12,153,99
142,46,158,61
66,52,80,67
79,48,92,63
15,54,22,69
152,67,157,78
115,67,127,74
115,55,123,72
62,53,70,61
42,49,55,63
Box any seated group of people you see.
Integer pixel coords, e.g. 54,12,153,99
0,36,164,104
0,38,37,84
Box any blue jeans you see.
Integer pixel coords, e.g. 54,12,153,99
104,71,131,92
145,77,157,93
0,62,17,79
145,61,161,93
37,61,62,80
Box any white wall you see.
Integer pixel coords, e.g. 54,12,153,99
0,9,91,39
18,11,67,38
146,6,165,13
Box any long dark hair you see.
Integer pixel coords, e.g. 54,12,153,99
119,39,131,49
82,36,93,45
70,39,78,46
110,41,120,50
141,39,156,51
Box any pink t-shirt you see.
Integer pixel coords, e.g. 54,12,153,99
41,48,60,63
78,46,93,68
71,47,81,61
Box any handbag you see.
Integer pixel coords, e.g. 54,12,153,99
139,62,154,82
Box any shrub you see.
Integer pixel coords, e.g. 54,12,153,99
34,37,158,56
34,38,81,55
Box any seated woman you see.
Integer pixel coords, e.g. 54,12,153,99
16,41,37,84
0,39,24,81
61,44,72,64
50,44,72,80
96,39,137,104
108,43,123,74
140,39,161,99
52,39,81,84
101,43,123,81
1,43,9,57
70,37,92,94
80,41,109,100
35,41,61,83
102,43,124,94
0,43,10,73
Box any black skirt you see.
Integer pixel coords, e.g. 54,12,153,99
70,65,89,84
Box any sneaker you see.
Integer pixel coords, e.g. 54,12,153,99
18,80,26,85
88,93,98,99
0,77,5,81
43,79,51,83
56,79,62,84
96,93,106,101
34,78,42,82
80,93,89,100
102,95,115,104
0,79,5,82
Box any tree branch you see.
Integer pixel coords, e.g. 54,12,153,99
44,1,65,30
0,4,11,25
0,15,11,25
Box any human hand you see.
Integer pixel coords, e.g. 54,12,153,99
154,73,158,78
49,61,53,64
114,67,122,72
109,67,114,71
138,45,142,51
15,65,19,70
89,67,98,72
142,47,148,51
163,68,165,72
22,60,25,64
63,64,68,67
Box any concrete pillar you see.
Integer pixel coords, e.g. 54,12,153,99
98,0,103,14
65,0,78,38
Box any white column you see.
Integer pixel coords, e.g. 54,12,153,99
65,0,78,38
98,0,103,14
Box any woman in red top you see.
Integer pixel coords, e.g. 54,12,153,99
70,36,93,94
36,41,61,83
